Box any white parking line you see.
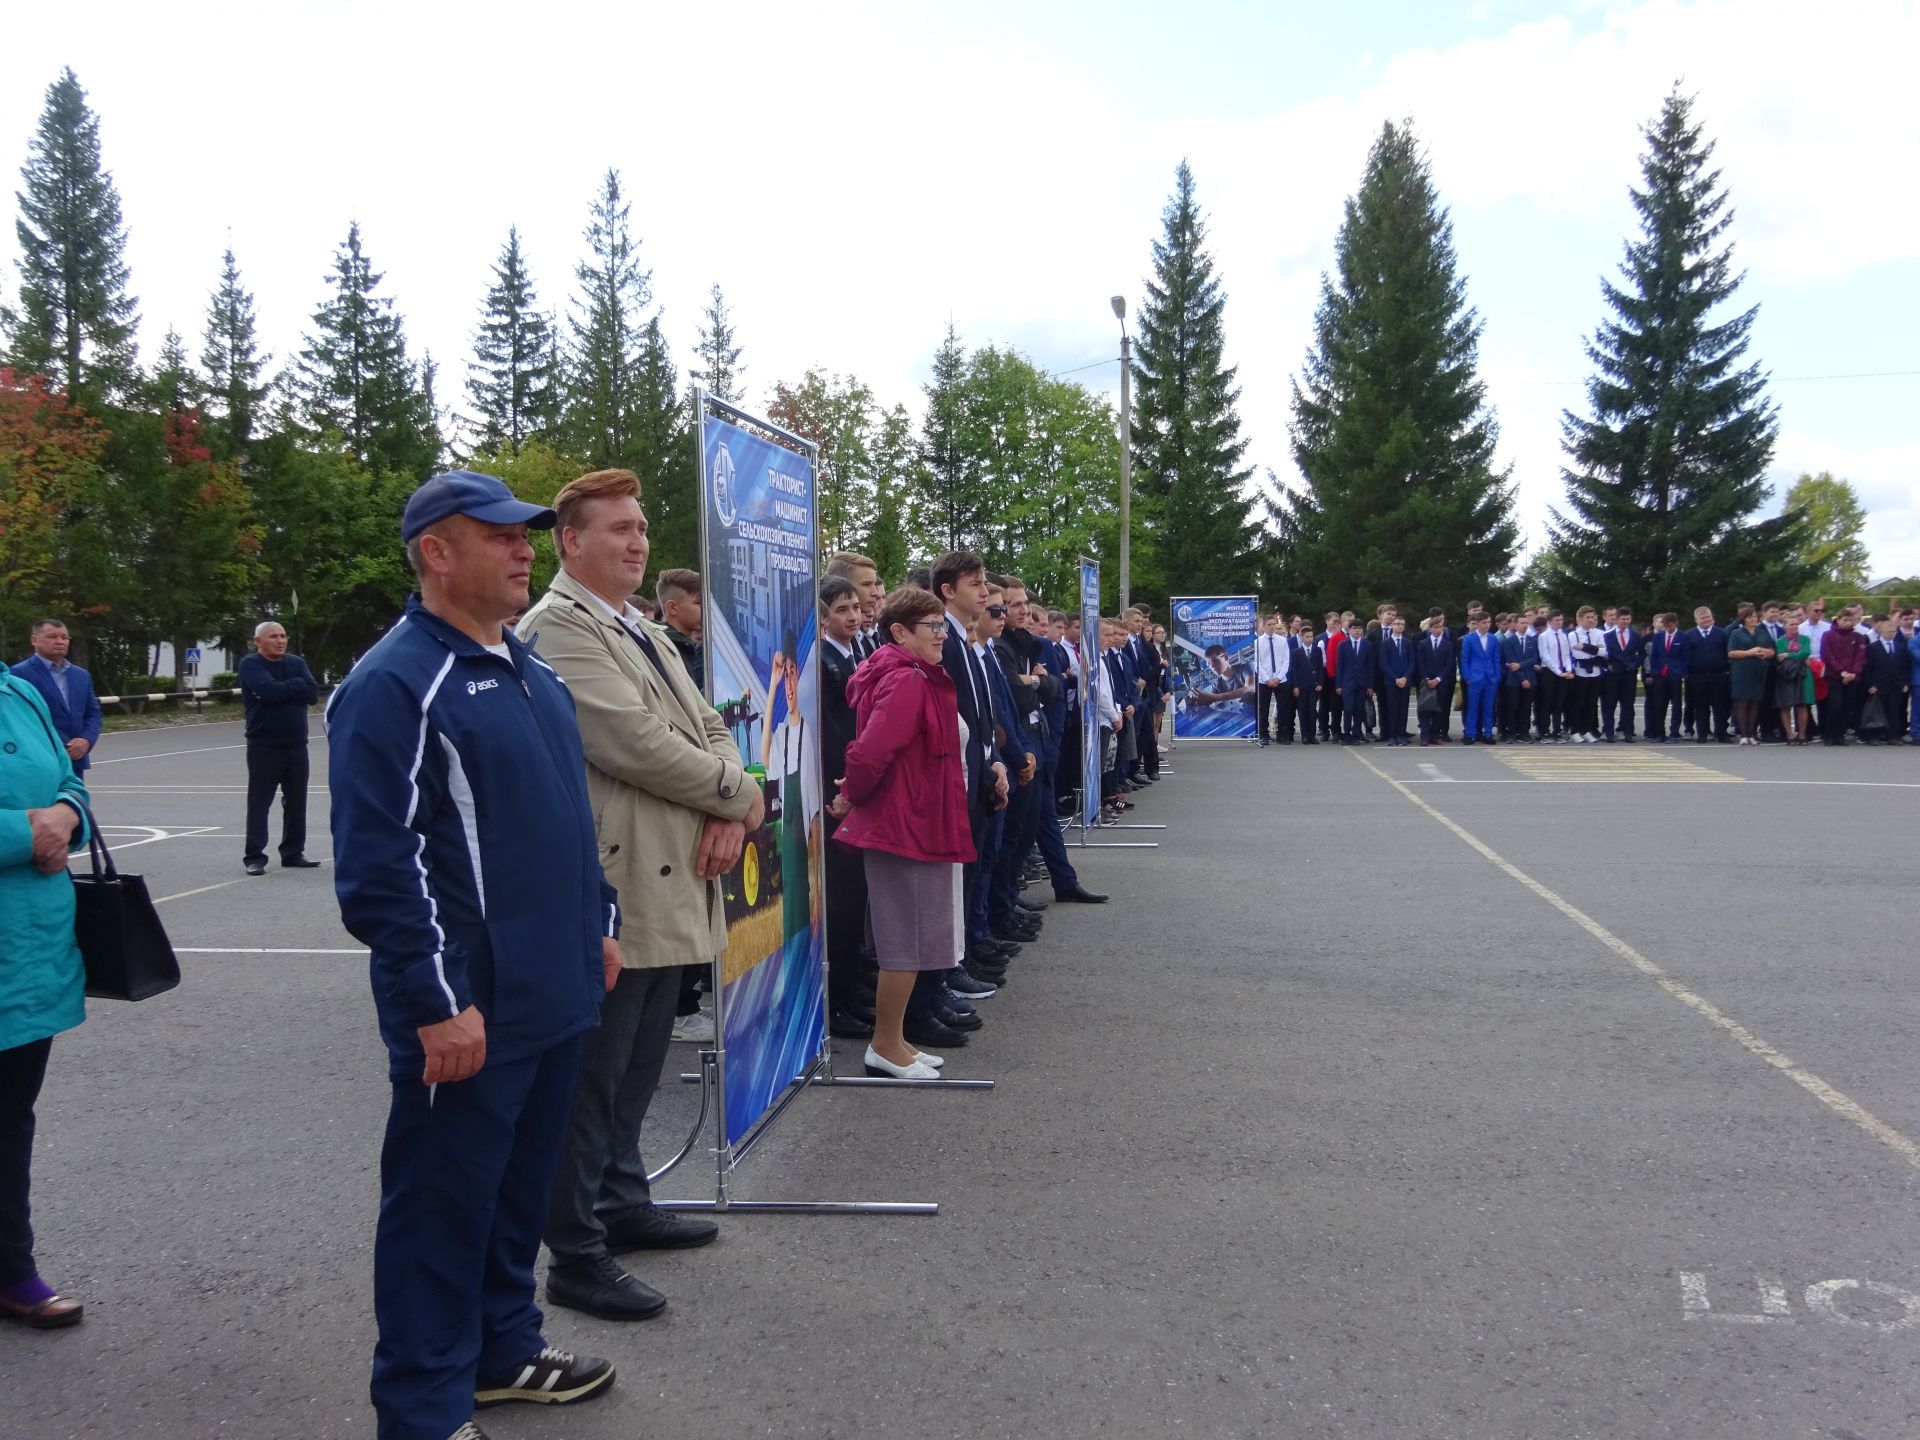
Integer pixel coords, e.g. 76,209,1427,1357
90,732,324,765
1417,763,1453,782
1348,748,1920,1176
152,878,251,905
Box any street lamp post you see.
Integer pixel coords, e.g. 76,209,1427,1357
1112,295,1131,611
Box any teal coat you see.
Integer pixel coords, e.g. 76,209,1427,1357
0,672,92,1051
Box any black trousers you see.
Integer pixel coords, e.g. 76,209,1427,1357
1818,679,1861,744
1322,688,1343,738
1602,672,1637,737
544,970,675,1265
1686,672,1730,740
0,1037,54,1288
1534,672,1563,736
824,829,871,1012
1498,683,1530,738
1643,675,1674,738
1381,683,1410,740
1436,679,1456,737
1256,682,1291,740
1295,687,1319,742
244,740,310,864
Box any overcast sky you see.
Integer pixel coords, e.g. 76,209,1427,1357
6,0,1917,578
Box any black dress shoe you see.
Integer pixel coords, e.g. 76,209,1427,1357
934,1004,983,1032
1054,885,1107,903
904,1015,968,1048
980,939,1022,961
603,1205,719,1252
829,1008,875,1039
243,858,266,876
545,1256,666,1321
1015,895,1049,912
281,855,322,869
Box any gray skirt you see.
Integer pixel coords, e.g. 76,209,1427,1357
864,848,960,972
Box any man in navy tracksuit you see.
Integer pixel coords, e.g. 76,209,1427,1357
328,472,623,1440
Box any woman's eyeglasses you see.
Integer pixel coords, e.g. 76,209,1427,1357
912,620,949,638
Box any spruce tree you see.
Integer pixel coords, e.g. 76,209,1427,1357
1281,122,1515,617
147,327,202,414
630,316,695,576
1130,161,1255,604
6,67,140,402
201,247,270,456
692,283,744,402
565,169,651,467
918,322,975,553
467,226,557,455
1548,89,1806,615
292,221,436,477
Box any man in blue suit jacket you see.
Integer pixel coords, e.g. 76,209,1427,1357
1337,622,1372,743
1497,615,1537,742
1414,615,1456,746
1375,619,1414,745
1459,615,1503,742
11,618,103,773
1642,615,1682,741
1601,608,1646,741
1675,607,1731,742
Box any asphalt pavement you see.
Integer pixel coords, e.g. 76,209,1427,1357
5,718,1920,1439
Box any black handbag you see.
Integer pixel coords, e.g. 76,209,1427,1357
70,805,180,1002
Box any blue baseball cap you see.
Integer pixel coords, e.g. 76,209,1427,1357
402,470,557,541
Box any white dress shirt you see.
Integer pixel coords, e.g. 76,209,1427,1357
1254,632,1291,684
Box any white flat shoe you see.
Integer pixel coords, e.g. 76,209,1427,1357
913,1051,946,1070
864,1046,938,1080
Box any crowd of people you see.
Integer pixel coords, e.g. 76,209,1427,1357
0,465,1170,1440
1223,598,1920,749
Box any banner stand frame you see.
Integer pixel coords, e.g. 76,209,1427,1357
654,390,988,1219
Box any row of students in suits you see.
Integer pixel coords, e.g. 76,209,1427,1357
1244,596,1920,751
816,551,1112,1069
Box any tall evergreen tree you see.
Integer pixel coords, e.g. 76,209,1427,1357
1548,89,1806,615
467,226,557,455
1131,161,1255,605
147,327,202,415
201,247,270,456
692,282,744,402
6,68,140,402
292,221,437,477
918,322,976,553
631,316,695,580
565,170,651,467
1280,122,1515,618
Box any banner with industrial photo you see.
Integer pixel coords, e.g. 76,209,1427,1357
1078,559,1101,828
1170,596,1259,739
699,406,826,1148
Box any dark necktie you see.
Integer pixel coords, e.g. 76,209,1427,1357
618,617,671,684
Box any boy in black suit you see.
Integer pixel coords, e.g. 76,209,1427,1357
1293,623,1323,745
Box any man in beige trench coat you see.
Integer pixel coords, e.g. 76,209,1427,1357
516,468,763,1322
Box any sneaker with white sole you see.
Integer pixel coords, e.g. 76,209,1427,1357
475,1345,615,1408
670,1010,716,1043
448,1425,492,1440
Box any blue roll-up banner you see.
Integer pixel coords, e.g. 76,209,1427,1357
1171,596,1259,739
700,410,825,1148
1079,559,1101,829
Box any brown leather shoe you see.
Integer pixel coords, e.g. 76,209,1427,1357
0,1289,83,1329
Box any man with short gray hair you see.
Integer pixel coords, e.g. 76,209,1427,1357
238,619,320,875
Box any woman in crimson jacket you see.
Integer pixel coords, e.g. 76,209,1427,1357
834,586,975,1080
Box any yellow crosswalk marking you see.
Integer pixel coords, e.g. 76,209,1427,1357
1489,745,1741,783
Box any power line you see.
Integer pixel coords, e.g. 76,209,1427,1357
1522,367,1920,387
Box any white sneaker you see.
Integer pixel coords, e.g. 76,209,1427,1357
670,1010,716,1043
